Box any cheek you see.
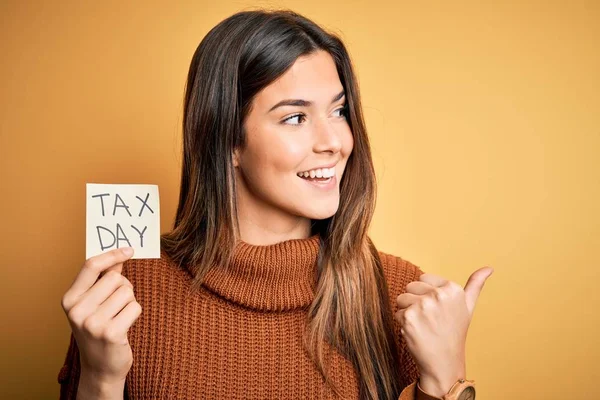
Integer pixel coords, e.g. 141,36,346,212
244,130,307,178
263,136,307,173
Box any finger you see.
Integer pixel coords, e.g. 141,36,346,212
85,285,136,337
108,301,143,344
464,267,494,315
405,281,436,295
396,293,421,309
395,308,406,326
100,262,125,278
76,271,133,311
394,308,414,331
94,284,136,322
419,272,448,287
100,251,136,277
66,247,134,304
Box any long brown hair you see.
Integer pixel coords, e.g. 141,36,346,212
161,9,400,399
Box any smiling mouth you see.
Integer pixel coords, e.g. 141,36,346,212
298,175,332,182
297,167,336,181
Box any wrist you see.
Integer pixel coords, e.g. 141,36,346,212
419,367,466,398
77,369,126,400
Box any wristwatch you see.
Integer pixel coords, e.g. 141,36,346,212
442,378,476,400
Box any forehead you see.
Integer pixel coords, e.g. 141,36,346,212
254,50,342,108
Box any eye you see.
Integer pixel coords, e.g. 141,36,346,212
280,103,348,126
334,103,348,118
281,113,306,125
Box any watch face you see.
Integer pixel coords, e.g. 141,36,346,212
458,386,476,400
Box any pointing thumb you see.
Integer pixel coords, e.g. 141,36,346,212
464,267,494,316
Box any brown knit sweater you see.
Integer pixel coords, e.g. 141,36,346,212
58,233,441,399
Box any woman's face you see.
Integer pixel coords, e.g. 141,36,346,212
233,49,354,231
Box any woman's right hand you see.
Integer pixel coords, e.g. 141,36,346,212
61,247,142,386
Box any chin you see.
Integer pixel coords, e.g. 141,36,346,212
302,203,339,220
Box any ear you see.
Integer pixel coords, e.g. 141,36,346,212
232,148,240,167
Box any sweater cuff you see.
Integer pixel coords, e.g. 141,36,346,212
398,380,444,400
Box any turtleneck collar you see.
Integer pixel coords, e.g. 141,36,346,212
201,233,321,312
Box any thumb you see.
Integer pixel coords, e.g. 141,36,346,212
464,267,494,316
99,261,125,278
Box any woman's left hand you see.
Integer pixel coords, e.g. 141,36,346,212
394,267,494,396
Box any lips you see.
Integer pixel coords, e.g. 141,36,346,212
298,175,331,181
297,161,339,175
298,174,337,190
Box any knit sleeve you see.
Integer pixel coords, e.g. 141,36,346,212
57,332,81,400
57,334,131,400
377,251,444,400
398,381,443,400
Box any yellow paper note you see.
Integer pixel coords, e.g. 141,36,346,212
86,183,160,259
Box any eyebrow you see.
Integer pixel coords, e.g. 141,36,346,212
267,89,346,113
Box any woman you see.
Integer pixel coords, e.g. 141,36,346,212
58,9,492,400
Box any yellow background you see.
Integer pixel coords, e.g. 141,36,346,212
1,1,598,398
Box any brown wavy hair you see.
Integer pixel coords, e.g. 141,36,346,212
161,8,400,399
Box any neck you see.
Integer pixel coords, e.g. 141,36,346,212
237,220,312,246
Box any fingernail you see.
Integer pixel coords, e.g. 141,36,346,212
122,247,134,256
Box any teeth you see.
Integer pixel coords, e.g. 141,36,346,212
297,167,335,179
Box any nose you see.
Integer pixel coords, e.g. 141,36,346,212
313,117,343,154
